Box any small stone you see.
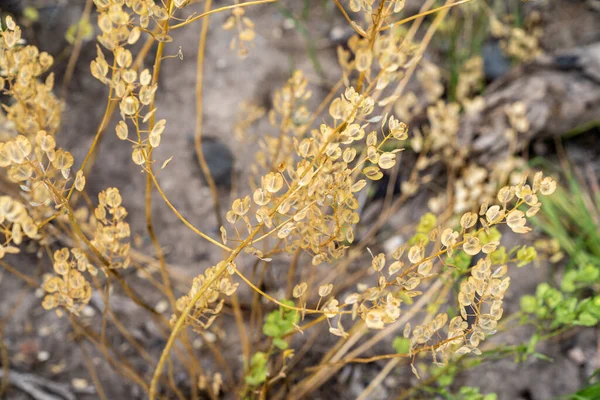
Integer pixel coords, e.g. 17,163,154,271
568,347,586,365
72,378,88,390
155,300,169,313
37,351,50,362
203,331,217,343
82,305,96,317
282,18,295,30
483,40,511,82
191,136,234,188
330,26,346,42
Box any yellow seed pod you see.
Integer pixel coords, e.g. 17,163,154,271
329,97,344,120
115,47,133,68
11,222,22,245
355,48,372,72
0,144,10,167
15,135,32,157
97,13,112,33
496,186,514,204
239,29,255,42
264,172,283,193
114,80,126,98
363,166,383,181
149,132,161,148
298,167,314,187
151,119,166,136
232,196,251,216
105,188,122,208
378,153,396,169
139,85,156,105
68,269,86,290
21,217,38,238
127,27,141,44
74,171,86,192
297,138,312,157
540,177,556,195
122,69,138,84
393,0,406,13
5,141,25,164
255,207,272,228
460,212,477,229
417,260,432,276
53,260,69,276
140,69,152,86
53,150,74,170
44,277,63,294
463,237,482,256
39,133,56,152
343,148,357,163
9,164,33,182
318,283,333,297
222,16,235,30
367,146,379,164
5,15,16,30
277,222,295,239
408,245,424,264
485,205,502,223
132,147,145,165
482,241,499,254
372,253,385,272
253,188,270,206
293,282,307,298
120,96,139,116
388,260,403,275
94,205,107,221
116,121,128,140
351,179,367,193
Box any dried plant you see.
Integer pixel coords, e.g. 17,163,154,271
0,1,563,399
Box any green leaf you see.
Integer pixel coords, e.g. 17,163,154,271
490,246,508,265
478,227,501,245
23,7,40,22
65,19,94,45
516,246,537,267
447,251,472,271
392,337,411,354
576,312,598,327
544,288,564,310
245,352,268,386
263,323,280,337
273,337,289,350
417,213,437,234
520,295,537,314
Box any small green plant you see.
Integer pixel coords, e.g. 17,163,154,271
520,163,600,329
245,352,269,387
262,300,299,350
450,386,497,400
521,284,600,328
65,18,93,45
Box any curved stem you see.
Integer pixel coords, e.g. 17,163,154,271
149,225,262,399
171,0,278,30
148,169,233,252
